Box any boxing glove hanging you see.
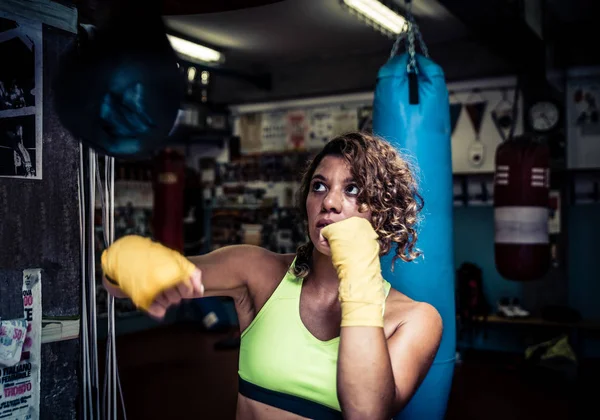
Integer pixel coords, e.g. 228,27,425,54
494,135,551,281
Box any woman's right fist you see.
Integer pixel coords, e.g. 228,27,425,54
146,268,203,319
101,235,202,314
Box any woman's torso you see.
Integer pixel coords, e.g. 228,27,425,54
231,253,405,420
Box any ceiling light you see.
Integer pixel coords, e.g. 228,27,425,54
167,34,224,64
341,0,407,37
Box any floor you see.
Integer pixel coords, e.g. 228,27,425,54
98,323,597,420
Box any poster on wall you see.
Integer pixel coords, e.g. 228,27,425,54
286,110,307,150
0,269,42,420
261,111,287,152
567,79,600,169
307,107,335,149
238,113,263,154
0,12,43,179
306,107,358,150
333,108,358,135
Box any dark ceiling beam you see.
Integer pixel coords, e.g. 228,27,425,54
159,0,284,15
436,0,546,77
436,0,556,106
72,0,285,25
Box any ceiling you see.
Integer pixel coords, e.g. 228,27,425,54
163,0,467,65
158,0,600,104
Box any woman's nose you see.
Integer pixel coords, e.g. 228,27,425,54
322,189,342,213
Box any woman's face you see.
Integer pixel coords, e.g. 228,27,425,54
306,155,372,256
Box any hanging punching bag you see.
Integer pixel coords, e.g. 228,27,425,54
494,136,550,281
54,1,185,158
153,149,186,252
372,19,455,420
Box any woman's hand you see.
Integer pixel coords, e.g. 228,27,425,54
103,269,204,319
321,217,385,328
146,268,204,319
101,235,204,318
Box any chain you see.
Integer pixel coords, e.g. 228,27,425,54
411,12,429,58
407,17,417,73
389,1,430,71
389,20,408,59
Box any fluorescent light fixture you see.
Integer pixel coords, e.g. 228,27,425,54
341,0,406,36
167,34,223,64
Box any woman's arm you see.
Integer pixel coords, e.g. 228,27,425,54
102,242,272,318
337,326,395,419
337,302,443,419
187,244,268,296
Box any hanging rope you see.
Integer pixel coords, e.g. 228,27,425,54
79,144,127,420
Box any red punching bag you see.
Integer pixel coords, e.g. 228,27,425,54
494,136,550,281
153,149,186,252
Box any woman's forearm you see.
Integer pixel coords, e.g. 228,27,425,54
337,326,396,420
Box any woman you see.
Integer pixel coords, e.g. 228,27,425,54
102,131,443,419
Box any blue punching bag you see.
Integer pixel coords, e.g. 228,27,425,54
373,45,456,420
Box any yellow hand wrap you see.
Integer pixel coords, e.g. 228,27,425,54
101,235,197,311
321,217,385,328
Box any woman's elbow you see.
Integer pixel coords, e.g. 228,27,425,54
341,398,396,420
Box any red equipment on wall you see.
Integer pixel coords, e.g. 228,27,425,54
153,149,186,252
494,136,551,281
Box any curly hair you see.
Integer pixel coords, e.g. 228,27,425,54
291,131,424,279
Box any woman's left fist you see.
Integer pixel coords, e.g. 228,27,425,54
321,217,386,328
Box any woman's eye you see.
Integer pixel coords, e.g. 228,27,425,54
346,184,359,195
312,182,326,192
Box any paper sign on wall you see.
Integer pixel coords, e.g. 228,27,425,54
0,269,42,420
333,108,358,135
261,111,287,152
307,107,335,149
286,110,307,150
567,80,600,169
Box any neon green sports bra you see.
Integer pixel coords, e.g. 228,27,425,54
237,260,391,418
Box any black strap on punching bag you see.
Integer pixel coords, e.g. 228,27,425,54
54,0,185,158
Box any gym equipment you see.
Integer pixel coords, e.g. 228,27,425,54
372,3,456,419
494,135,550,281
153,149,186,252
79,147,125,420
55,5,185,158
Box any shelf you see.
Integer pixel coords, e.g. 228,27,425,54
469,314,600,330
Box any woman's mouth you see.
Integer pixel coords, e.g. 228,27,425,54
316,221,333,245
316,219,334,230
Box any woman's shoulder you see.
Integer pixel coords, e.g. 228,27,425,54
233,245,296,287
216,244,293,264
383,288,443,340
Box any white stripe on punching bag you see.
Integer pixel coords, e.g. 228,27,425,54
495,206,549,244
495,165,509,186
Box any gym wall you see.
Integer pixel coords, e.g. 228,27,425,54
0,8,81,420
